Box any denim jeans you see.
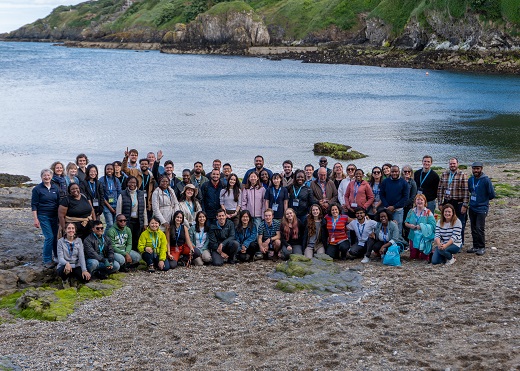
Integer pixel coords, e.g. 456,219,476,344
392,208,404,237
103,206,116,231
431,243,461,264
38,214,58,264
427,200,437,214
86,258,120,274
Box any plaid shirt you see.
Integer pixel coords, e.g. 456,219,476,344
437,170,469,206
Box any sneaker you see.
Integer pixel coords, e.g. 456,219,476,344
254,252,264,261
361,256,370,264
476,248,486,256
61,279,71,289
43,262,56,269
268,251,274,258
466,247,479,253
446,257,456,265
147,264,155,273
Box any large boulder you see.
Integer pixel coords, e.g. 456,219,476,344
0,270,19,297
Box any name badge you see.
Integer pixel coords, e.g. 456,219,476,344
471,196,477,201
108,197,115,204
351,202,358,208
131,211,137,218
143,192,147,198
93,199,99,207
292,199,299,207
330,237,335,243
445,190,450,195
272,203,279,211
358,241,365,247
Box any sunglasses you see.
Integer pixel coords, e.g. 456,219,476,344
403,170,412,173
347,168,356,171
372,171,381,174
95,227,104,231
117,219,127,222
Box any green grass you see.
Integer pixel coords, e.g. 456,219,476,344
494,183,520,198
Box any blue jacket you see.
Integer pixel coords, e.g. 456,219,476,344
235,225,258,248
468,173,495,213
380,177,409,209
200,180,224,219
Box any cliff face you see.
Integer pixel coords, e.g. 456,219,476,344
3,0,520,54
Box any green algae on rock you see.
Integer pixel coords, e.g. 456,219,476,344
0,274,125,321
275,254,363,293
313,142,367,161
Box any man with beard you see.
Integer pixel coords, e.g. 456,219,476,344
312,157,332,179
190,161,209,191
281,160,294,187
122,150,155,220
467,161,495,256
380,165,409,237
200,169,225,221
242,155,273,185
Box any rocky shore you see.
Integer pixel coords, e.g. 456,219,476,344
0,164,519,369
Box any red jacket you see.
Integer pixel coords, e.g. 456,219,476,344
345,180,374,210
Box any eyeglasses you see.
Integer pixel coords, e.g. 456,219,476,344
372,171,381,174
117,219,127,223
347,168,356,171
95,227,104,231
403,170,412,173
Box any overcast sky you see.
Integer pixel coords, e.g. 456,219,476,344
0,1,83,34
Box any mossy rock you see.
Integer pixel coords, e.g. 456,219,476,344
0,173,31,187
313,142,366,161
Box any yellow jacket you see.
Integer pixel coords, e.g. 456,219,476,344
137,228,168,261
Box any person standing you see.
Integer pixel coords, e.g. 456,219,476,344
99,163,122,231
75,153,89,182
281,160,295,188
380,165,409,236
200,169,225,222
437,158,469,242
467,161,495,255
288,169,316,225
32,168,60,268
310,167,338,215
312,157,332,179
242,155,273,185
191,161,209,191
304,164,316,187
414,155,440,213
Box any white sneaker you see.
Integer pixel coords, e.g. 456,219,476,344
446,257,456,265
361,256,370,264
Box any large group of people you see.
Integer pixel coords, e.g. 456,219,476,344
31,151,496,286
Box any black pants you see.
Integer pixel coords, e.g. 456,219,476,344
57,265,86,282
326,240,350,259
128,217,141,252
446,200,467,243
348,239,373,258
469,209,487,250
211,240,239,266
365,238,385,258
237,241,259,262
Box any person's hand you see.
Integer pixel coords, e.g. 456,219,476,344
342,204,349,211
157,150,163,161
145,247,153,254
369,232,375,239
241,246,247,254
168,254,174,260
162,222,170,229
125,254,132,264
33,219,40,228
124,147,129,157
64,263,72,274
461,206,467,214
109,206,116,214
217,244,223,254
158,260,165,270
387,206,395,212
287,246,292,251
221,252,229,260
82,271,91,281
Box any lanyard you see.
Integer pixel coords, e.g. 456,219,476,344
381,226,388,243
293,186,302,199
419,170,431,188
149,231,159,252
89,181,96,196
164,189,170,198
272,187,281,202
141,174,150,190
94,234,104,253
471,178,481,192
174,226,182,245
185,201,194,215
106,177,114,192
264,221,274,238
414,208,424,224
357,222,365,238
197,229,205,245
65,241,74,256
448,172,456,187
130,192,137,208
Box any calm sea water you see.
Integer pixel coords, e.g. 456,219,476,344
1,41,519,181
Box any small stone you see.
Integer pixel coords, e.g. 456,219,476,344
491,246,497,250
215,291,237,304
416,289,424,295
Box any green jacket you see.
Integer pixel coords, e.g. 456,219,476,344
106,225,132,255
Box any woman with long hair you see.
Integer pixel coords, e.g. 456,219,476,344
432,204,463,265
178,184,202,228
56,222,91,287
280,208,304,259
80,164,104,218
220,173,241,226
65,162,80,187
332,162,346,190
241,172,266,230
259,169,271,190
368,166,383,218
381,163,392,180
302,204,327,258
50,161,68,198
235,209,259,262
169,210,196,268
99,163,122,230
188,211,212,265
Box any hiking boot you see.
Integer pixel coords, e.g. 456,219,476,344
446,257,456,265
361,256,370,264
466,247,479,253
476,248,486,256
147,264,155,273
253,252,263,261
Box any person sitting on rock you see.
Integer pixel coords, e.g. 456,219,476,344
83,220,120,279
280,208,304,260
302,204,327,258
168,210,196,268
364,210,406,263
56,222,91,287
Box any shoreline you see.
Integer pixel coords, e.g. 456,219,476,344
3,39,520,75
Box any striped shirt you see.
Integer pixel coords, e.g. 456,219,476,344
435,219,463,247
324,215,349,244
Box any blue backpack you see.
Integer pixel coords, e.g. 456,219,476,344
383,243,401,267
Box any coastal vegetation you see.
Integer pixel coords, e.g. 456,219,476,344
313,142,367,161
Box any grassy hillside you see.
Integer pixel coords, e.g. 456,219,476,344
8,0,520,41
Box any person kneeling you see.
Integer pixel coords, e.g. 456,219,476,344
169,211,197,268
257,209,282,260
57,223,91,287
84,220,120,279
138,217,170,272
346,207,378,261
208,209,239,266
432,204,462,265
